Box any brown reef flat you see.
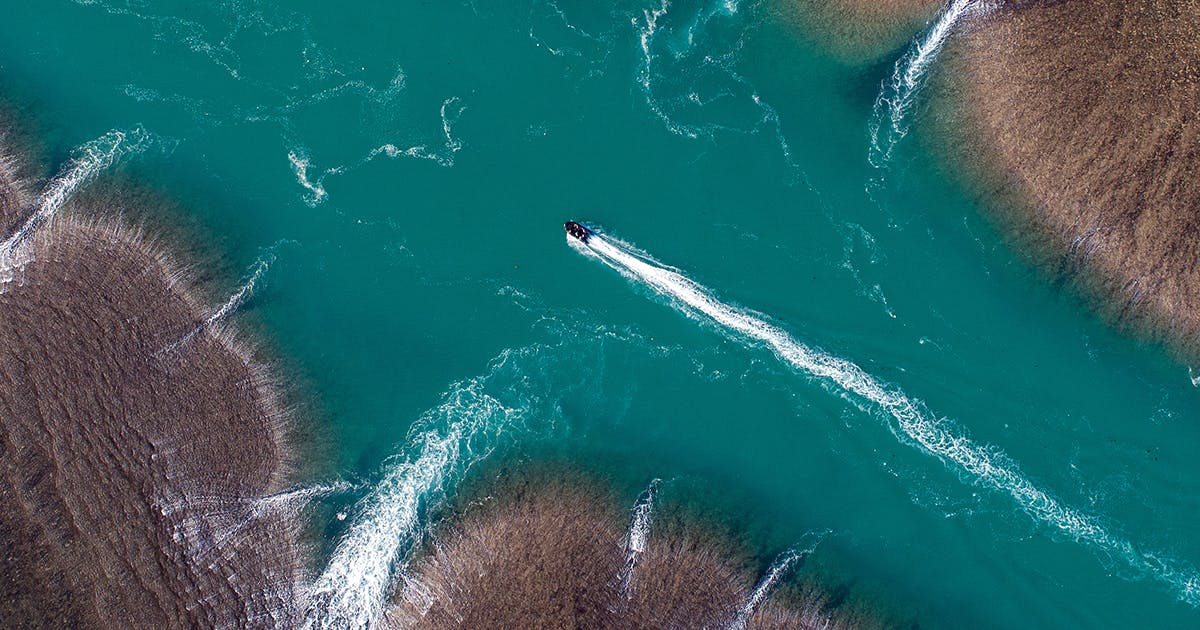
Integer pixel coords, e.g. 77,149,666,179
0,141,32,235
777,0,944,63
941,0,1200,356
0,143,302,627
386,472,877,629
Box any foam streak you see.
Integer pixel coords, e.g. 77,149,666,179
303,350,532,629
289,97,464,206
868,0,977,167
164,241,288,353
617,478,661,598
572,229,1200,607
0,127,153,279
728,531,827,630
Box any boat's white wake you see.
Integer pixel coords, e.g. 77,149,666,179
303,382,518,628
571,228,1200,608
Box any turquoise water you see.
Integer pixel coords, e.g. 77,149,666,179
3,1,1199,627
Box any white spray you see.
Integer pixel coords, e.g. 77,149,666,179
570,227,1200,608
728,531,829,630
0,127,154,285
302,349,536,629
868,0,979,168
617,478,661,598
163,241,290,353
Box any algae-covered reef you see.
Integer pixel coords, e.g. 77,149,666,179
386,471,880,629
942,0,1200,356
778,0,944,63
0,136,303,627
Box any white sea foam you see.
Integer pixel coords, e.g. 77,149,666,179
289,96,465,206
303,346,552,629
572,228,1200,608
289,150,328,204
528,0,607,59
634,0,699,138
0,126,154,287
630,0,797,176
617,478,661,598
868,0,982,168
73,0,329,82
728,531,828,630
163,240,290,353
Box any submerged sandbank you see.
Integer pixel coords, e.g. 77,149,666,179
939,0,1200,356
386,469,880,629
0,136,303,626
776,0,943,63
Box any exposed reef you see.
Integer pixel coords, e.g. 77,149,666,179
0,137,303,627
939,0,1200,357
777,0,944,63
386,470,878,629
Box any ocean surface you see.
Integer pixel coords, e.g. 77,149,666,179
2,1,1199,627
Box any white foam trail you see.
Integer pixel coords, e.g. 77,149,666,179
289,150,327,204
171,479,361,563
289,97,465,206
572,229,1200,607
868,0,979,168
617,478,661,597
635,0,698,138
728,531,828,630
204,250,273,326
163,242,287,353
303,349,534,629
253,479,360,518
0,127,154,283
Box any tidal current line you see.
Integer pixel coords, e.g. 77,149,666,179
568,226,1200,608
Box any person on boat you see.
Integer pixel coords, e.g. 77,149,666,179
565,221,590,242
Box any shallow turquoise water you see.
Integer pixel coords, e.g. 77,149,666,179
3,1,1199,627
